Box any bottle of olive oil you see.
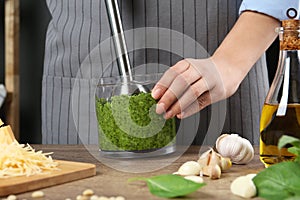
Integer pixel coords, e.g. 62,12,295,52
260,18,300,167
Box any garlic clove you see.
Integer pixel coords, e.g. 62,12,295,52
230,175,257,198
198,148,232,179
209,149,221,166
245,173,256,180
176,161,202,176
184,175,204,183
202,164,221,179
216,133,254,164
210,165,222,179
198,149,214,169
198,149,212,167
199,148,212,159
198,148,222,167
219,157,232,171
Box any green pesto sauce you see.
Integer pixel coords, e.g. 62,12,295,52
95,93,176,151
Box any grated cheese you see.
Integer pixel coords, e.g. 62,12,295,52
0,122,59,178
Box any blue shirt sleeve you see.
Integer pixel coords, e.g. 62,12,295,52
239,0,300,20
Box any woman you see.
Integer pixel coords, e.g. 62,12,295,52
42,0,297,145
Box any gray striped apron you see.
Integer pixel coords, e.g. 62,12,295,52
42,0,269,145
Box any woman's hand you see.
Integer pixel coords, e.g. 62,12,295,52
151,58,239,119
152,11,279,119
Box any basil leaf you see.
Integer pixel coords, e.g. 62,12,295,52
278,136,300,162
285,197,300,200
253,161,300,200
129,174,205,198
278,135,300,149
288,147,300,156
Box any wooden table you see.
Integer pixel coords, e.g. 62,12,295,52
14,145,264,200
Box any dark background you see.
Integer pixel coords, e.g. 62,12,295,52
0,1,50,143
0,1,278,143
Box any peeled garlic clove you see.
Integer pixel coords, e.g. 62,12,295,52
246,173,256,179
176,161,202,176
184,175,204,183
230,175,257,198
216,134,254,164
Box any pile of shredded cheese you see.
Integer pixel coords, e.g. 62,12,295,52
0,120,59,178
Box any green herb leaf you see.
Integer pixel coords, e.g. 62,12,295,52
278,135,300,162
288,147,300,157
253,161,300,200
278,135,300,150
285,197,300,200
129,174,205,198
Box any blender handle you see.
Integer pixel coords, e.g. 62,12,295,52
105,0,133,79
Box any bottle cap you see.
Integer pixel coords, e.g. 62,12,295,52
282,19,300,30
280,19,300,50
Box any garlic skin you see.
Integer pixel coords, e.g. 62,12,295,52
198,148,232,172
216,134,254,164
219,157,232,171
202,164,221,179
197,148,232,179
175,161,202,176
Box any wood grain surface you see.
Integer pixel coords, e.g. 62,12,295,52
0,160,96,197
1,145,265,199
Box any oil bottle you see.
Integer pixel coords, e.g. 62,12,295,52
260,17,300,167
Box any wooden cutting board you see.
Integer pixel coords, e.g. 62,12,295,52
0,160,96,197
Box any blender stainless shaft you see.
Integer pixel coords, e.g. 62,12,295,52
105,0,149,94
105,0,133,79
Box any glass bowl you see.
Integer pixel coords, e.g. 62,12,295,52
95,73,176,158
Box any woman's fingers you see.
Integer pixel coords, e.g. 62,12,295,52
153,58,227,119
152,60,190,100
157,68,201,115
153,60,202,115
164,77,209,118
176,91,212,119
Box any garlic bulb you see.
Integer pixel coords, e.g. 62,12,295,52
216,134,254,164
